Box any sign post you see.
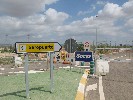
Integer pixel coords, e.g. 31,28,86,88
24,53,29,98
15,42,62,97
50,52,54,93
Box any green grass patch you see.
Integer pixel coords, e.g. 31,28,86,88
0,69,83,100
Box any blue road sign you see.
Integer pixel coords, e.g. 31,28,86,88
75,51,93,62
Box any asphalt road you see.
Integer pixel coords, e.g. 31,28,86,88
85,52,133,100
102,62,133,100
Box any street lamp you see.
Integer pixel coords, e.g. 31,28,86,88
93,15,99,76
132,40,133,57
5,34,8,44
115,41,116,48
92,15,99,55
27,34,30,42
70,38,71,53
95,15,98,55
110,41,111,47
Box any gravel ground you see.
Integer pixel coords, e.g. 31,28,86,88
0,61,76,76
85,78,99,100
102,62,133,100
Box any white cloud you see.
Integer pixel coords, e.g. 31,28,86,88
77,5,95,16
44,0,58,5
98,3,124,19
45,8,69,25
0,0,133,44
33,34,42,38
122,0,133,17
54,2,133,42
0,8,69,43
0,0,58,17
125,18,133,26
77,10,92,16
96,1,108,5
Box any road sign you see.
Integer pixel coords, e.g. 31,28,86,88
75,51,93,62
84,42,90,51
15,42,62,54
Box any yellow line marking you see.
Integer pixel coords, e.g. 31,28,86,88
80,77,87,85
84,69,90,74
75,91,84,100
75,70,89,100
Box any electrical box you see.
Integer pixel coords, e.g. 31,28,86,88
96,60,109,76
15,56,22,67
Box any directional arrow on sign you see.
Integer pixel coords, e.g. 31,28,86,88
15,42,62,54
54,43,62,52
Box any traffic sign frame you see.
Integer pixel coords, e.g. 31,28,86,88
15,42,62,54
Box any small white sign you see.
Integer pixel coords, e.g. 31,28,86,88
84,42,90,51
19,45,26,52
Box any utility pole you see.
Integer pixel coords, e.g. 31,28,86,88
27,34,30,42
110,41,111,47
129,41,130,59
126,40,127,56
115,41,116,48
94,15,98,76
96,27,97,55
5,34,8,44
70,38,71,53
93,40,95,53
132,40,133,57
70,38,72,70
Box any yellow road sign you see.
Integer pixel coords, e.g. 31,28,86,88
15,42,62,53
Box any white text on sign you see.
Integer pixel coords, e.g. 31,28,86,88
76,54,91,58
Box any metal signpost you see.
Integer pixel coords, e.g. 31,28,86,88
50,52,54,93
15,42,62,98
24,53,29,98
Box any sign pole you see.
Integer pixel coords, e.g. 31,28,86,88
50,52,54,93
24,53,29,98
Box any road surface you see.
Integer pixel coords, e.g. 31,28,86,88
85,52,133,100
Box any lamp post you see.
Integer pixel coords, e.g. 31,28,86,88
126,40,127,55
95,15,98,55
115,41,116,48
93,15,98,76
5,34,8,44
27,34,30,42
129,41,130,59
110,41,111,47
70,38,71,53
132,40,133,57
96,27,97,54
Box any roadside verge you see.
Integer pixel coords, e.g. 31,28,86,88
75,69,89,100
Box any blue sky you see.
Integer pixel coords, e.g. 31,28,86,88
0,0,132,46
46,0,127,21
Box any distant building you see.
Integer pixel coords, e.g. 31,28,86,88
64,38,78,53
